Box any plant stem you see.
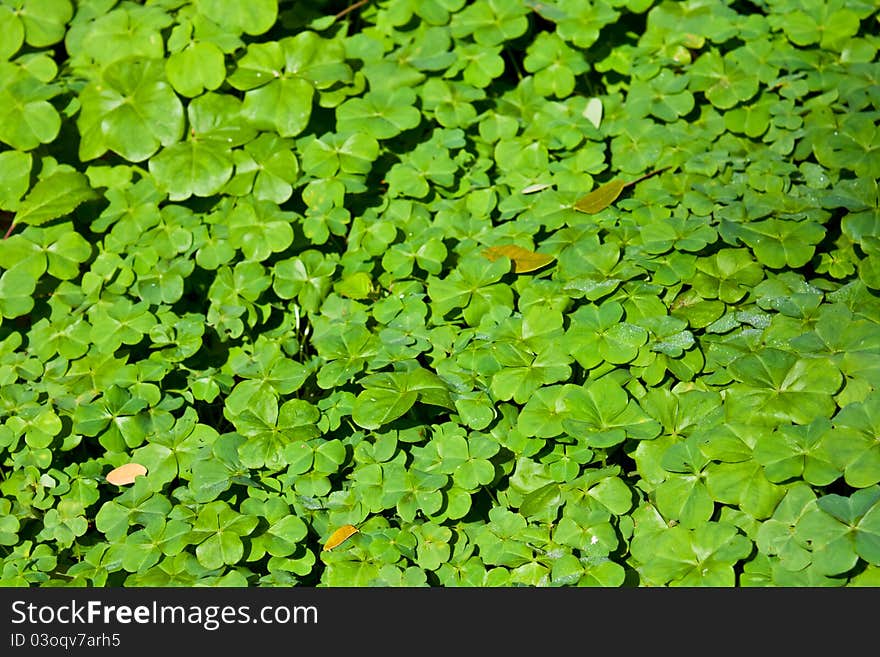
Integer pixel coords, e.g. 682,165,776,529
626,166,672,188
334,0,370,21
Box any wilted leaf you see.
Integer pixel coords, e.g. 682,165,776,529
483,244,555,273
574,167,670,214
106,463,148,486
583,97,603,128
574,179,626,214
522,183,551,194
323,524,359,551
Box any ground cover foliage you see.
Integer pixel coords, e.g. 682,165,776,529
1,0,879,587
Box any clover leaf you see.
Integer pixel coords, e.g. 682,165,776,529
78,57,184,162
755,483,816,573
228,31,351,137
427,253,512,324
95,478,171,542
0,6,24,60
689,49,759,109
815,394,880,489
631,521,753,586
190,500,260,570
691,248,765,303
726,348,843,426
561,379,661,448
335,87,421,140
654,434,715,528
451,0,529,46
228,389,320,470
753,417,840,486
242,497,308,560
0,70,62,151
566,301,648,369
352,366,454,430
149,92,256,200
67,4,169,68
1,0,878,590
778,5,860,50
523,31,589,99
795,486,880,576
381,460,448,523
725,218,826,269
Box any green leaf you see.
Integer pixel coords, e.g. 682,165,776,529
705,459,787,520
243,77,314,138
0,6,24,60
196,0,278,36
78,58,184,162
755,483,817,572
336,88,422,140
0,74,62,151
14,171,97,228
754,418,840,486
191,500,259,570
780,7,861,50
631,522,753,586
795,487,880,575
817,394,880,488
689,50,758,109
166,40,226,98
655,435,714,527
0,150,32,211
517,385,570,439
352,367,453,430
727,348,843,425
726,218,826,269
451,0,529,46
562,379,661,448
692,248,765,303
566,302,648,369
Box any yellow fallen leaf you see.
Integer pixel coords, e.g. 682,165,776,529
323,524,359,551
106,462,147,486
573,179,627,214
482,244,555,274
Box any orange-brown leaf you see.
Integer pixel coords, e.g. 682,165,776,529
482,244,555,274
106,462,147,486
573,179,627,214
323,524,359,551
